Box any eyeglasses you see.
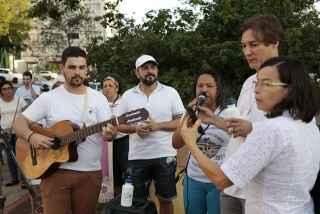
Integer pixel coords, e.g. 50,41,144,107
23,78,31,81
253,80,288,88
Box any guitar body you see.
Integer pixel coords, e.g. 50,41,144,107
15,108,149,179
16,121,78,179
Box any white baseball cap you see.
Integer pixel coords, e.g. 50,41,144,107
135,55,158,69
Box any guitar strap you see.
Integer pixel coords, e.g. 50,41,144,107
9,96,21,134
80,89,89,127
4,97,20,137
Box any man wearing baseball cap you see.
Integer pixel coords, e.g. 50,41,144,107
116,54,185,214
135,54,158,68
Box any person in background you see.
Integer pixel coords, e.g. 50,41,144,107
0,76,6,166
99,75,129,202
221,15,284,214
116,54,185,214
15,71,41,105
0,77,5,85
0,81,27,186
11,77,19,92
179,57,320,214
172,68,240,214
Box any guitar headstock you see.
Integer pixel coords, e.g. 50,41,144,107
118,108,149,125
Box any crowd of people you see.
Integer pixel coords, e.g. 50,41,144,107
0,14,317,214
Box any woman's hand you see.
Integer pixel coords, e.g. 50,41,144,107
225,118,252,137
180,116,201,148
187,98,197,109
197,106,214,124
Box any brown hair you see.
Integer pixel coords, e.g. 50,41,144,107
241,15,284,45
0,80,13,96
61,46,87,65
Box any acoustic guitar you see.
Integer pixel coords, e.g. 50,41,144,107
16,108,149,179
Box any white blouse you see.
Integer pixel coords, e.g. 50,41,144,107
222,113,320,214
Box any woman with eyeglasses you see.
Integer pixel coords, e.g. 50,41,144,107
178,57,320,214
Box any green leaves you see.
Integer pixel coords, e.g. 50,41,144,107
0,0,31,53
88,0,320,103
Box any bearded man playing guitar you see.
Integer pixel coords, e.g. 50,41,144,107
13,46,114,214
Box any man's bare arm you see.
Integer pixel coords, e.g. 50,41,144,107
13,115,34,141
14,115,53,148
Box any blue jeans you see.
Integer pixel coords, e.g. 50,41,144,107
184,175,220,214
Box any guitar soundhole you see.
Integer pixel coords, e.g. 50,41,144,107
51,137,61,150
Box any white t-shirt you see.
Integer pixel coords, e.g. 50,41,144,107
0,96,27,130
117,82,185,160
237,74,266,122
23,85,112,171
15,85,41,105
187,107,232,183
221,113,320,214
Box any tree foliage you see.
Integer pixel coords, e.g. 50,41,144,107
29,0,82,20
29,0,97,54
87,0,320,102
0,0,31,52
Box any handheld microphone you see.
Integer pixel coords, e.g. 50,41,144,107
196,92,207,108
194,92,207,135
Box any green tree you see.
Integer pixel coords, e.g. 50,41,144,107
88,0,320,102
30,0,98,53
0,0,31,67
194,0,320,89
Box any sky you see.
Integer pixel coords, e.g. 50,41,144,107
119,0,183,23
119,0,320,23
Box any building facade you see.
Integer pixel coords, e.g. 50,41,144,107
20,0,109,71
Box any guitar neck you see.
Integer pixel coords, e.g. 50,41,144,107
60,119,115,145
58,108,148,145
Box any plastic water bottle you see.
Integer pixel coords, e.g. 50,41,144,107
120,176,134,207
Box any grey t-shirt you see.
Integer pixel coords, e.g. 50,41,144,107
187,108,231,183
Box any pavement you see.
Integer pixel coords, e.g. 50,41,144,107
1,157,36,214
0,146,190,214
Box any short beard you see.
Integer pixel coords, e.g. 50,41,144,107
141,75,157,86
69,76,84,87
